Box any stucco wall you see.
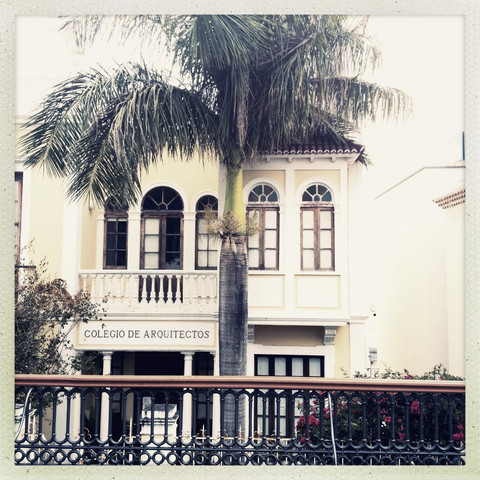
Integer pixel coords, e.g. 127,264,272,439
28,168,64,276
372,166,465,376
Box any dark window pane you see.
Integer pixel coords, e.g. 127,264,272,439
166,235,180,251
106,233,116,249
163,187,176,204
117,234,127,249
166,217,181,234
106,251,116,266
318,185,327,196
197,195,218,211
142,197,157,210
107,220,117,233
117,220,127,233
169,196,183,210
163,187,183,210
116,251,127,267
165,252,180,269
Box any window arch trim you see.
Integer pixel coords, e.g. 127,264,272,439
295,178,339,206
141,186,184,213
243,177,285,206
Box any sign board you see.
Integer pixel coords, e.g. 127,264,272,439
75,320,216,350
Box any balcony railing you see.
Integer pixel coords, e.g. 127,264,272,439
79,270,218,311
15,375,465,466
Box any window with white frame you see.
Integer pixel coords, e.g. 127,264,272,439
247,184,279,270
195,195,219,270
301,184,334,271
141,186,183,269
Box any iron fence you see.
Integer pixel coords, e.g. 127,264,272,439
14,375,465,466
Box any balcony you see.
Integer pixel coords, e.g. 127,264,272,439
15,375,465,466
79,270,218,314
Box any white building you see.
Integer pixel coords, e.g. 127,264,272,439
369,159,465,378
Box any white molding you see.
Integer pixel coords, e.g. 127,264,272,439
295,176,340,205
191,190,219,213
133,181,190,212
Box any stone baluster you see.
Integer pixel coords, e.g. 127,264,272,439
200,274,207,304
183,275,191,304
90,274,97,302
165,275,173,305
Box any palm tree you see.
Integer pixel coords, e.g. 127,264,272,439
19,15,410,435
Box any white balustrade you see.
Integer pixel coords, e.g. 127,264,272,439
79,270,218,312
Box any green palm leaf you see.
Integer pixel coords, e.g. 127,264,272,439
20,63,218,207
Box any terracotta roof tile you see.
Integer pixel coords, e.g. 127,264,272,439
267,137,365,155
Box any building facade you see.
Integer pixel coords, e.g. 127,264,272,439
15,133,376,436
370,163,465,378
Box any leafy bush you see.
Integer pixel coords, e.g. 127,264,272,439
295,365,464,448
15,257,102,374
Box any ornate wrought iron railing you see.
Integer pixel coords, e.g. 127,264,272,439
14,375,465,466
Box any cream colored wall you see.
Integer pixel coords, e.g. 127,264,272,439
243,170,285,191
138,155,219,209
295,169,340,192
81,202,98,269
334,325,350,377
28,167,64,276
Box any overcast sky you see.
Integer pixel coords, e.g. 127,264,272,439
15,15,465,194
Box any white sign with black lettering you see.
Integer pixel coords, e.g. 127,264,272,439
76,320,216,349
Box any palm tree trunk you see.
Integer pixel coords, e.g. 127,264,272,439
223,165,246,229
218,165,248,437
218,236,248,377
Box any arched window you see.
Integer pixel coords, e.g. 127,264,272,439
196,195,219,270
247,183,279,270
104,200,128,269
141,186,183,269
301,184,334,271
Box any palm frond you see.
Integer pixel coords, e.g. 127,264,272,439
319,76,413,127
20,63,219,207
60,15,165,52
21,14,412,206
